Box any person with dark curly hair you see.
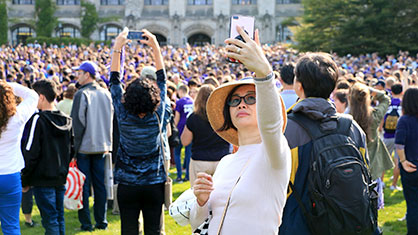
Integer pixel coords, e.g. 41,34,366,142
0,80,38,235
110,28,172,235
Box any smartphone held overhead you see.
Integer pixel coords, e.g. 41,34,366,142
229,15,255,41
127,31,145,40
228,15,255,63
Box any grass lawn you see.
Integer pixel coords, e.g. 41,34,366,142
3,169,407,235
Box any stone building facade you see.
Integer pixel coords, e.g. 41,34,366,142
7,0,302,46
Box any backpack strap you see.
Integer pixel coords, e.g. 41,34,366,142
288,181,315,232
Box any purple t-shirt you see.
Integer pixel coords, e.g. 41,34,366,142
383,98,402,139
175,96,194,135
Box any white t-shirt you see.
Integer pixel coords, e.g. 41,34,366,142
190,76,291,234
0,83,38,175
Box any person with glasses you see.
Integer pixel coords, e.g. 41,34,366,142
189,26,291,234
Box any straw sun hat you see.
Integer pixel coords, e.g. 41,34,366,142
206,77,287,146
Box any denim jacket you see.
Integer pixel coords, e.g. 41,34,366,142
110,70,172,186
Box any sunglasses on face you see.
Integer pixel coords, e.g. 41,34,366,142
228,93,256,107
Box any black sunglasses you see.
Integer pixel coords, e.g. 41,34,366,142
227,93,256,107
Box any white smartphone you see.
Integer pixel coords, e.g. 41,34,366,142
229,15,255,40
228,15,255,63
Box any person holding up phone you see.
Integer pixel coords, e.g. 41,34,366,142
110,28,171,235
189,26,291,234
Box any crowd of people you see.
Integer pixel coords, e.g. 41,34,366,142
0,26,417,235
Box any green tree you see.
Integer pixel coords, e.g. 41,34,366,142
0,0,7,45
35,0,57,37
294,0,418,55
80,0,98,39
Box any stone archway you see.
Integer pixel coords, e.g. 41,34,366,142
183,23,214,46
187,33,211,46
142,24,169,45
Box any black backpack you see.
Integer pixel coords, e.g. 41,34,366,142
168,117,181,148
288,112,378,235
383,105,400,134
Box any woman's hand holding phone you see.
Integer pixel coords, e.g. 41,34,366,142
114,27,130,51
225,26,271,78
139,29,159,50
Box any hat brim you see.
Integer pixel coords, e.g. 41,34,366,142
207,79,287,146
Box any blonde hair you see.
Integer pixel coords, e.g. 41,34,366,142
349,83,372,141
194,84,215,121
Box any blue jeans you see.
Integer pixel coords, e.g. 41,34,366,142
400,161,418,235
0,172,21,235
76,153,108,230
174,144,191,180
33,186,66,235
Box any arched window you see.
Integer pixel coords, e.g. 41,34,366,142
188,33,211,46
11,25,35,44
56,25,80,38
154,33,167,45
100,25,122,41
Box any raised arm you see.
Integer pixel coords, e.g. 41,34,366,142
370,87,390,122
110,28,130,115
140,29,164,71
8,82,38,123
110,27,129,73
225,26,290,169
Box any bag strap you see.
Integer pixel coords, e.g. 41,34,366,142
216,158,251,235
155,112,169,179
288,181,316,233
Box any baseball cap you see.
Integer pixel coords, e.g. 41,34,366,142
140,66,157,80
374,80,385,88
73,61,98,77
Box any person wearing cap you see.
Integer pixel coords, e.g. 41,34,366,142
109,28,172,235
374,80,386,91
71,60,113,231
189,26,291,234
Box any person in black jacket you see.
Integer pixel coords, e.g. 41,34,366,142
21,79,73,235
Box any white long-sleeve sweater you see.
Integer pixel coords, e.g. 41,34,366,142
0,83,38,175
190,76,291,234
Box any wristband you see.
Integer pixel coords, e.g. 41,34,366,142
254,71,274,82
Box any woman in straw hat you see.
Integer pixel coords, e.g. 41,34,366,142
189,26,291,234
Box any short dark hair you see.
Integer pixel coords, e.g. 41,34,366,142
279,63,295,85
32,79,57,102
402,87,418,116
188,79,200,88
178,85,189,94
123,78,161,115
391,83,403,95
334,89,348,104
295,53,338,99
336,79,350,90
